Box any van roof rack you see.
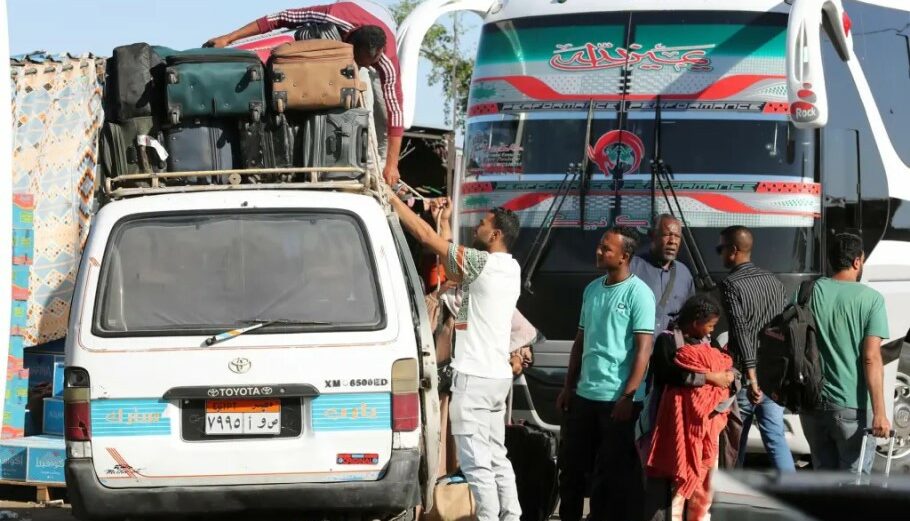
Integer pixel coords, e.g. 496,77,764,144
102,93,390,207
103,166,385,203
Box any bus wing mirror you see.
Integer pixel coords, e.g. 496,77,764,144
786,0,853,129
397,0,497,130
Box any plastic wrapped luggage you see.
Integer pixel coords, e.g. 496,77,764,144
164,48,265,124
298,109,370,181
164,118,237,183
269,40,365,113
103,43,175,122
98,117,168,186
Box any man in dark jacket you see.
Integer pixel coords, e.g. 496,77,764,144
630,214,696,334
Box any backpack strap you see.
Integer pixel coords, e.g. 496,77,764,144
672,328,686,349
797,278,818,306
658,263,678,309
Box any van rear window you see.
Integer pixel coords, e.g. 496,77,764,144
94,211,385,336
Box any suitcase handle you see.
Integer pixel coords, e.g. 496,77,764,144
864,428,898,437
857,428,898,481
359,127,368,165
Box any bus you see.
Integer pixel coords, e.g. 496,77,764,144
399,0,910,472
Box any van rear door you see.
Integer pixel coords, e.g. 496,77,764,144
71,198,420,487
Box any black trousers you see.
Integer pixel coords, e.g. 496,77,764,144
558,395,644,521
642,476,673,521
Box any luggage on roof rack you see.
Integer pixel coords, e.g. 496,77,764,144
164,48,266,124
98,40,384,201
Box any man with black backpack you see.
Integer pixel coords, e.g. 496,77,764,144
799,233,891,473
716,226,795,472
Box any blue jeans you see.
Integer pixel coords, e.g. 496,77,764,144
799,405,875,474
736,388,796,471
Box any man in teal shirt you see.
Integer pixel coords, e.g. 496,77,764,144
799,233,891,474
557,227,656,521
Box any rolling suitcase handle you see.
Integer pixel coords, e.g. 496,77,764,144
857,428,897,483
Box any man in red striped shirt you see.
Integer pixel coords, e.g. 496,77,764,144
206,2,404,186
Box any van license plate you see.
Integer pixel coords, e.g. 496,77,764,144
204,399,281,435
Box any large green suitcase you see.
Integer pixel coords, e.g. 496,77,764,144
99,116,168,188
164,48,265,124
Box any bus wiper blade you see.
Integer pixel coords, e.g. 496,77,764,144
650,97,715,291
204,319,333,346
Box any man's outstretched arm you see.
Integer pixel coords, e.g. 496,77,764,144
388,192,451,259
205,6,332,47
205,21,263,48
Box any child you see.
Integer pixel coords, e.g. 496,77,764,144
645,295,733,521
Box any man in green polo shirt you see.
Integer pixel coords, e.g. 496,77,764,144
557,227,656,521
799,232,891,474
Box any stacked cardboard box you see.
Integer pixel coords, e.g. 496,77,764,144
0,435,65,483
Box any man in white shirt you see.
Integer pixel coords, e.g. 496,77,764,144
388,191,522,521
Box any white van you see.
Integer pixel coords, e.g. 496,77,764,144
64,188,439,520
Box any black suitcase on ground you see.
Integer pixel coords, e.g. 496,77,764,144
299,108,370,181
164,118,237,184
505,421,559,521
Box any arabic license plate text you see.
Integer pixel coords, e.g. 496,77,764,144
204,400,281,435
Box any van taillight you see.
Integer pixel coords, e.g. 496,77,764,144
64,367,92,441
391,359,419,432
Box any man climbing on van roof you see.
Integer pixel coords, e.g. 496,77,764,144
205,2,404,186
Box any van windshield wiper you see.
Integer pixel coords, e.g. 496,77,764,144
204,319,333,346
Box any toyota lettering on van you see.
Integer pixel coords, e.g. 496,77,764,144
205,386,274,398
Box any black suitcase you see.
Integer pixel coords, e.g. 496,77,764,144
103,43,174,122
164,118,237,183
99,117,168,186
299,108,370,181
505,421,559,521
239,118,297,169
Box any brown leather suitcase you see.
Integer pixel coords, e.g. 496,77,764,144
269,40,365,112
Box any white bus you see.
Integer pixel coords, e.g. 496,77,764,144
399,0,910,471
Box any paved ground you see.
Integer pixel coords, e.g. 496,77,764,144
0,504,72,521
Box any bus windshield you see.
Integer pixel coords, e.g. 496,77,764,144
461,10,822,338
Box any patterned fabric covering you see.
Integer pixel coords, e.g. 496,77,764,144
10,52,103,346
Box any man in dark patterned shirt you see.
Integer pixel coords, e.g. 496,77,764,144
716,226,795,471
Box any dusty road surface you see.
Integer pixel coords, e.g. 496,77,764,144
0,503,72,521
